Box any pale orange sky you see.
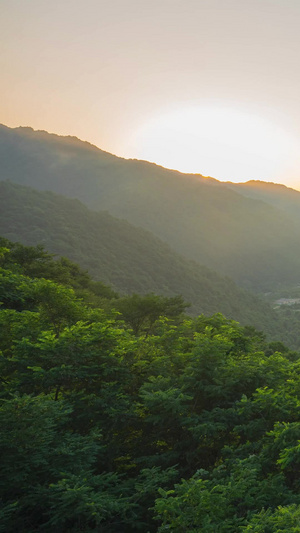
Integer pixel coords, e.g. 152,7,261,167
2,0,300,186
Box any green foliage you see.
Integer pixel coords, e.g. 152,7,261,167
154,455,298,532
112,293,188,335
0,268,30,310
0,394,107,532
0,235,117,304
2,239,300,531
242,504,300,531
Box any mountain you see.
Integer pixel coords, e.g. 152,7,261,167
1,124,300,292
225,180,300,222
0,180,282,336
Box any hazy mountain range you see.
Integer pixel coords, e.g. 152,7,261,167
2,123,300,346
1,123,300,293
0,180,280,335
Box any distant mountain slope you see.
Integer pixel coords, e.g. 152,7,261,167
225,180,300,222
0,180,281,334
1,124,300,291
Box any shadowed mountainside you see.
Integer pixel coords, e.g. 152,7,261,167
0,180,283,336
1,124,300,292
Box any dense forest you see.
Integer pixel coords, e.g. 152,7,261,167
2,239,300,531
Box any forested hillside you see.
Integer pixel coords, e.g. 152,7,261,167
1,124,300,292
2,242,300,531
226,179,300,223
0,181,282,336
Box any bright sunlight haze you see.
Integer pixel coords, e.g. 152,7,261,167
126,105,298,182
2,0,300,187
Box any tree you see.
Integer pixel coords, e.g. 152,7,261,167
112,293,188,335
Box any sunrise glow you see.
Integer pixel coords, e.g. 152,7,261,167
128,106,297,182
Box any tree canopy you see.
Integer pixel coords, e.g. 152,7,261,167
2,240,300,531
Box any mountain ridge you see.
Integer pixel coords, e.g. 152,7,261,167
1,123,300,292
4,124,299,192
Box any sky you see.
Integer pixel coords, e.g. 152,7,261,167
2,0,300,187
